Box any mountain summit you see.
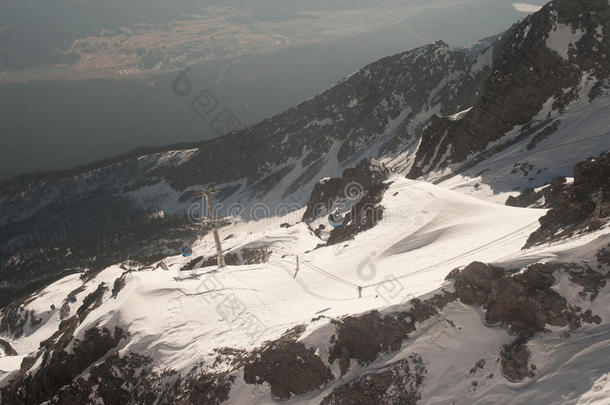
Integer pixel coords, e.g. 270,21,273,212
408,0,610,178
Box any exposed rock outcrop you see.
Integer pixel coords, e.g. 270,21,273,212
448,260,606,338
243,338,334,399
567,260,610,300
328,293,455,375
598,244,610,266
0,338,18,356
408,0,610,178
244,340,334,399
0,306,37,339
1,326,126,405
506,176,567,208
325,182,388,247
302,159,390,222
175,368,235,405
525,152,609,247
320,355,426,405
112,273,128,298
448,262,583,336
500,337,535,382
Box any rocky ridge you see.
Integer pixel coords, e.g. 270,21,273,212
408,0,610,178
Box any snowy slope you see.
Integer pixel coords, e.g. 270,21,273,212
0,35,499,304
436,87,610,203
2,174,608,404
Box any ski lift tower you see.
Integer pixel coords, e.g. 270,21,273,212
195,184,226,268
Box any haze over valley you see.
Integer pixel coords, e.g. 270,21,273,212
0,0,544,179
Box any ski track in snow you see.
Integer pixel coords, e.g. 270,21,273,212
1,173,609,403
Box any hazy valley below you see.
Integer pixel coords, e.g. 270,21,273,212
0,0,543,179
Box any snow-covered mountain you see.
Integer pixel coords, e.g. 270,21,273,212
1,0,610,403
1,159,609,404
0,34,500,305
408,0,610,181
3,0,610,304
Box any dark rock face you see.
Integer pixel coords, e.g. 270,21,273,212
446,262,505,306
598,244,610,267
500,337,535,382
51,353,173,405
25,348,233,405
328,294,454,376
112,273,128,298
224,247,270,266
299,158,391,248
325,182,388,247
329,311,413,375
0,213,200,307
447,261,602,336
568,261,610,301
525,152,610,247
1,326,126,405
0,305,38,339
175,369,235,405
506,176,567,208
181,255,206,271
302,159,390,222
448,262,567,335
485,265,568,335
573,151,610,200
60,285,87,320
243,340,333,399
76,283,107,320
320,355,426,405
506,188,544,208
408,0,610,177
0,338,17,356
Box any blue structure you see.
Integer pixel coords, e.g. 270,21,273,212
182,246,193,257
328,213,344,228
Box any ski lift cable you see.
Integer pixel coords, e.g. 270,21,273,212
275,217,538,291
267,125,605,292
269,218,539,295
301,260,361,289
360,219,541,289
276,262,357,302
270,247,362,289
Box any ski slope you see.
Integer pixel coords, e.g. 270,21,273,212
1,175,609,405
0,177,544,371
